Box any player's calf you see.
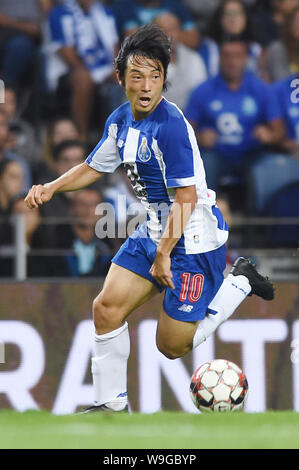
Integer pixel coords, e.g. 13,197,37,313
156,310,196,360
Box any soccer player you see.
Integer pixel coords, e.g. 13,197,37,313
25,24,274,413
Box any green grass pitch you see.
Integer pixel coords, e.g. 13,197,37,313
0,410,298,449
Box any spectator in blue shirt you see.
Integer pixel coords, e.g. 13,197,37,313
185,37,284,196
249,73,299,217
0,0,52,88
274,74,299,157
43,0,119,138
112,0,199,49
198,0,262,78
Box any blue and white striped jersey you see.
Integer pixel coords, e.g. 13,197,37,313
86,98,228,254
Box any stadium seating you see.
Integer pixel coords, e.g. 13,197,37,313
250,154,299,214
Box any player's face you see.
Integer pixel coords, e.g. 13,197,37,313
121,56,164,121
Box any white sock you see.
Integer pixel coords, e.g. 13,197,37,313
92,322,130,410
192,274,251,349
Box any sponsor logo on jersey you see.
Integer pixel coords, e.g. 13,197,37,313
138,137,151,162
178,304,194,313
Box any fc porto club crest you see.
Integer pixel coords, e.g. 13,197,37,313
138,137,151,162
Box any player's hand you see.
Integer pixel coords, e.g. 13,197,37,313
24,183,54,209
149,251,175,289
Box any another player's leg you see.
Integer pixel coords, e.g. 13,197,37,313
83,263,160,413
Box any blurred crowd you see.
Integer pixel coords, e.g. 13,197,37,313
0,0,299,278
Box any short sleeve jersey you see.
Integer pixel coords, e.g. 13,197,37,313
273,75,299,142
185,71,281,161
86,98,228,254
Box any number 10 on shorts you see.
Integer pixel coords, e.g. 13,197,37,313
179,273,204,303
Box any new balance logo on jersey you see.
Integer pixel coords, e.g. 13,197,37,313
178,304,194,313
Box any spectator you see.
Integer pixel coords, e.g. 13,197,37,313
0,194,58,277
33,116,81,183
52,188,113,277
274,73,299,157
0,159,24,217
182,0,257,33
154,12,207,110
38,139,87,219
0,0,52,88
0,109,31,191
185,37,284,200
0,86,40,163
245,73,299,217
112,0,199,49
251,0,299,47
43,0,119,138
264,6,299,82
182,0,221,34
198,0,262,77
0,159,25,269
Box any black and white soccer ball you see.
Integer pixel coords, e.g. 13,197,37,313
190,359,248,412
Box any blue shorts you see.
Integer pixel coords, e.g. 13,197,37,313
112,229,226,322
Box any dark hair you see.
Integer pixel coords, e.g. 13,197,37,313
115,23,172,90
209,0,253,44
52,139,86,162
48,115,80,139
219,33,249,50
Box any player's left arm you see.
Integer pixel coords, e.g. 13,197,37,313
149,185,198,289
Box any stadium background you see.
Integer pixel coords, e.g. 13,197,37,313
0,0,298,417
0,280,298,413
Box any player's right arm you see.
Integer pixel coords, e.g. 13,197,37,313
25,162,102,209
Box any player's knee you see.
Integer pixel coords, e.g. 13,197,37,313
92,294,122,333
156,342,186,360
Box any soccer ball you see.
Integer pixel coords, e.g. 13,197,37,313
190,359,248,412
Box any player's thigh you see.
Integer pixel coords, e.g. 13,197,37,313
156,308,199,360
93,262,159,331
